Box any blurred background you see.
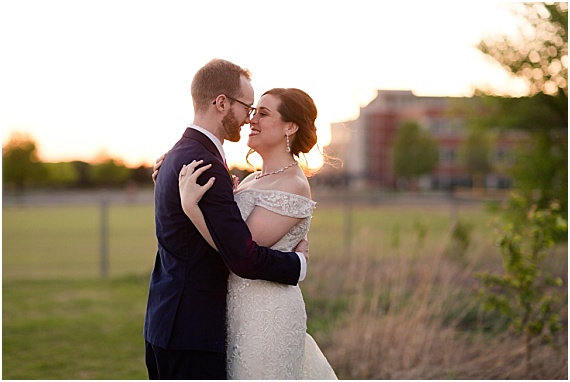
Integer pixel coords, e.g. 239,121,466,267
2,1,567,379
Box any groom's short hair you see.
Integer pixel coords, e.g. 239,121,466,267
191,59,252,113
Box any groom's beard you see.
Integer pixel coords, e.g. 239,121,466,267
222,109,242,142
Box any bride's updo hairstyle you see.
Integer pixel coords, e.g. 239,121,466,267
264,88,318,156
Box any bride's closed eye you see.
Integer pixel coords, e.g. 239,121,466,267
254,106,271,118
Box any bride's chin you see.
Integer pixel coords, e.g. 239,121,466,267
247,137,258,148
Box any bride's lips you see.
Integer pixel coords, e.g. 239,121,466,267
249,128,260,137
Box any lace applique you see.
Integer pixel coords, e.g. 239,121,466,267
250,189,316,218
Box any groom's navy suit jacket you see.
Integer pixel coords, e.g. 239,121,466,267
144,128,301,353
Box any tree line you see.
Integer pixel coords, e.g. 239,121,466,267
2,133,153,191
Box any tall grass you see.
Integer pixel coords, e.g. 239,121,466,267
304,204,568,379
2,195,567,379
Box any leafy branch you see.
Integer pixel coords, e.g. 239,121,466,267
477,196,567,375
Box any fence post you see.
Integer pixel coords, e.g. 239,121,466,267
100,191,109,278
344,189,352,256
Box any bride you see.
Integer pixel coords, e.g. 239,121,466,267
178,88,337,379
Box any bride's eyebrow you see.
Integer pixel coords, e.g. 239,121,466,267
257,106,271,113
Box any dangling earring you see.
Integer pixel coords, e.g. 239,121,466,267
286,134,291,153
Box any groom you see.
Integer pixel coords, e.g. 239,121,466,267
143,59,308,379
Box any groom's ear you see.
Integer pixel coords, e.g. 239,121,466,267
212,95,226,111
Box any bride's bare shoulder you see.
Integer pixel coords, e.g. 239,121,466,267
273,171,311,199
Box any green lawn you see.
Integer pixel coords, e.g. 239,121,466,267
3,204,157,280
3,202,487,280
3,276,149,379
3,203,156,379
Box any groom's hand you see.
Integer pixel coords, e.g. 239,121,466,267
295,238,309,263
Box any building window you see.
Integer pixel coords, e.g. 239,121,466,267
494,147,513,163
429,118,445,132
439,147,457,164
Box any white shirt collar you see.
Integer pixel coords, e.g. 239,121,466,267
188,124,226,162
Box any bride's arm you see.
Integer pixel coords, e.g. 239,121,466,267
153,153,216,248
245,177,308,248
179,161,218,250
246,207,302,248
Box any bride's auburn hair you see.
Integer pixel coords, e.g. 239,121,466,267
265,88,318,155
246,88,321,170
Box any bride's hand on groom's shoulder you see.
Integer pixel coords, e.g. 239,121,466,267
179,160,215,214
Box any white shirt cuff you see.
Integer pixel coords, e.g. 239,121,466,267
296,252,307,282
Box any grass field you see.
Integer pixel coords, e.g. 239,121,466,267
3,195,568,379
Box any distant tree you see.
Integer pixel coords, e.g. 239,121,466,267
72,161,93,188
2,133,46,190
90,158,130,188
130,165,153,185
459,128,493,188
475,3,568,217
392,121,438,189
41,162,80,188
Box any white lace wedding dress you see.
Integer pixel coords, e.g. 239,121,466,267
226,189,337,380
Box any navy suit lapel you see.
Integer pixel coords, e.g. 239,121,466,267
182,128,224,163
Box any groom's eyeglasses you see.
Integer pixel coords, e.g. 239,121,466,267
213,95,256,118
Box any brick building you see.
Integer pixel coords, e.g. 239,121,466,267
323,90,525,190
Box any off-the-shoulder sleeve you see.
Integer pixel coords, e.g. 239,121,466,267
253,190,316,218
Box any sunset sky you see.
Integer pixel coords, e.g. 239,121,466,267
0,1,527,169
